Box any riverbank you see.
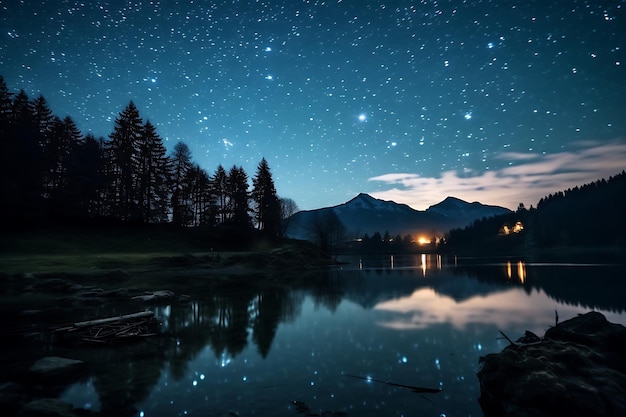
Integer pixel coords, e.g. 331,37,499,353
0,223,335,275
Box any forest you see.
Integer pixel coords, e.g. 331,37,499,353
442,171,626,253
0,76,297,239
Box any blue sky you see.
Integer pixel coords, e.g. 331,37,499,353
2,1,624,210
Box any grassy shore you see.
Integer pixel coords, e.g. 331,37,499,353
0,223,331,275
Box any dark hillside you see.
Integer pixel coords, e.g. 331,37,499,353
442,171,626,254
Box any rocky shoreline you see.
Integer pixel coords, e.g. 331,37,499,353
477,311,626,417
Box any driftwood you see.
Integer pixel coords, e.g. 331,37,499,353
72,311,154,328
54,311,159,343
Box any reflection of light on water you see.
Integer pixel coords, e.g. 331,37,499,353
218,352,232,367
518,260,526,283
390,254,394,269
506,260,526,283
421,254,427,276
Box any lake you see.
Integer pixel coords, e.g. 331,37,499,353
3,253,626,417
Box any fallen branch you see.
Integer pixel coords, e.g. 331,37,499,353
499,330,543,347
72,311,154,328
53,311,159,343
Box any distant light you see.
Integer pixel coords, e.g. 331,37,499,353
464,112,472,120
358,113,367,122
265,46,272,52
487,42,494,49
265,75,273,80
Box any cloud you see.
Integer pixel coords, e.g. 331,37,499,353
368,141,626,210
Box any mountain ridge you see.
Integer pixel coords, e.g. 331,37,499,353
287,193,512,240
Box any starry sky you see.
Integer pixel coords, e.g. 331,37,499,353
2,0,625,211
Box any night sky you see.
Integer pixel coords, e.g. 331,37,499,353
2,1,625,211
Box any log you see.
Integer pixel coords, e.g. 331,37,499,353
72,311,154,328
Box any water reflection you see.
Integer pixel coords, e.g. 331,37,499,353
356,253,444,277
5,254,624,416
505,260,526,283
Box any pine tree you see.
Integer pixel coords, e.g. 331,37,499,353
31,95,54,147
32,95,55,198
227,165,251,227
138,120,170,222
47,116,82,207
170,141,193,226
0,76,12,126
4,90,44,223
63,133,104,219
252,158,280,237
187,164,213,226
212,164,228,224
107,101,144,221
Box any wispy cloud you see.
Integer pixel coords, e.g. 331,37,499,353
368,141,626,210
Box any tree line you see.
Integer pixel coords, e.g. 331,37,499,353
349,231,435,254
0,76,298,236
442,170,626,252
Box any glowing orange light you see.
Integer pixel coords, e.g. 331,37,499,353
417,237,431,245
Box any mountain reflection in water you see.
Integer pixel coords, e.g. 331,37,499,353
37,254,626,416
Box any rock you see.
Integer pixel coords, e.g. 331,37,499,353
16,398,79,417
131,290,175,303
477,312,626,417
29,357,86,384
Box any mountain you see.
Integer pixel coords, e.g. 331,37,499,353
286,193,511,240
426,196,513,220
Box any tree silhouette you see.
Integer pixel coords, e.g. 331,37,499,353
227,165,252,227
106,101,144,221
278,197,299,238
0,76,298,233
170,141,193,226
137,120,170,223
212,164,229,224
252,157,281,237
305,210,347,255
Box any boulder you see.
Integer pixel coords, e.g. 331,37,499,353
29,357,86,384
477,312,626,417
16,398,79,417
131,290,175,303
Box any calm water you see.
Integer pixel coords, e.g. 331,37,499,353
4,254,626,417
